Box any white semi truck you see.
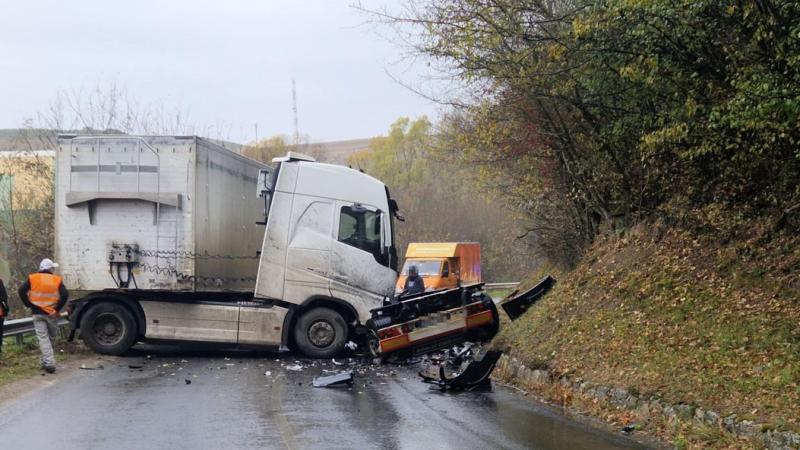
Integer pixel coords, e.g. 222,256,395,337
62,135,400,357
62,135,501,358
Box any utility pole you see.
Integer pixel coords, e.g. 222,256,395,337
292,79,300,146
254,123,258,144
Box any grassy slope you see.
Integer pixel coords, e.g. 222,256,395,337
0,336,45,386
494,220,800,438
0,335,88,387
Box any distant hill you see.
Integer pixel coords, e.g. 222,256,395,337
290,138,372,165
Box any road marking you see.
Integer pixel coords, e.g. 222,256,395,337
270,375,298,450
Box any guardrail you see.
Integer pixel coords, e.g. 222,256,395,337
3,314,69,344
484,282,520,290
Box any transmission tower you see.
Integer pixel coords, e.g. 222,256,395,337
292,79,300,145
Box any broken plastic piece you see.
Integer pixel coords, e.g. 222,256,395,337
499,276,556,320
313,370,354,388
419,350,503,391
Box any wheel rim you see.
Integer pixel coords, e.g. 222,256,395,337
367,331,381,357
93,313,125,346
308,320,335,348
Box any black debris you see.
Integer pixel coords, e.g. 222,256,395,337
419,347,503,392
185,379,192,385
499,275,556,321
312,370,354,388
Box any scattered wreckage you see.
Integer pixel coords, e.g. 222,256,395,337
418,343,504,392
331,276,557,391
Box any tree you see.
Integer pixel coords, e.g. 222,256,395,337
350,117,537,281
241,135,292,163
370,0,800,266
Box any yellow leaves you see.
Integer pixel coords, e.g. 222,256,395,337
641,123,689,151
685,97,698,118
546,43,567,60
571,16,592,38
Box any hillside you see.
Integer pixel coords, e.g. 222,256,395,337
494,220,800,447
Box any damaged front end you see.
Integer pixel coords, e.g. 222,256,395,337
366,283,499,358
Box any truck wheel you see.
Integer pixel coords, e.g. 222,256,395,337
293,307,347,358
80,302,138,355
366,330,382,359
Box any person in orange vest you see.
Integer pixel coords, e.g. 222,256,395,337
18,259,68,373
0,277,8,353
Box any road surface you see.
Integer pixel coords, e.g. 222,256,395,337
0,345,650,449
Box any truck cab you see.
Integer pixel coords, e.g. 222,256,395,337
253,153,400,356
396,242,481,294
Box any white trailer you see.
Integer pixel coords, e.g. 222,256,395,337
55,135,268,292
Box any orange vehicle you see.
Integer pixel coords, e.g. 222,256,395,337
396,242,481,294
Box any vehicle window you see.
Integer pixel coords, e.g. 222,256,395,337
401,260,442,276
442,261,450,276
338,205,382,262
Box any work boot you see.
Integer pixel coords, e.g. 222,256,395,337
44,365,56,374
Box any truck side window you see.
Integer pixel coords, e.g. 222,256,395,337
442,261,450,277
338,206,383,263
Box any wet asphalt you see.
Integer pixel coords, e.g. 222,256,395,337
0,345,650,450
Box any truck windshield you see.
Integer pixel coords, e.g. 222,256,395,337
401,260,442,276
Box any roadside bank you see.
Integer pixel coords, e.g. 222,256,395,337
493,220,800,449
0,335,95,390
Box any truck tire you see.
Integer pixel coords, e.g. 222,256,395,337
80,302,138,355
293,307,347,358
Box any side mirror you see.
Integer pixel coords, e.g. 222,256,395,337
256,169,273,198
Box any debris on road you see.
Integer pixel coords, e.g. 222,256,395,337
184,379,192,385
313,371,355,388
285,363,304,371
331,358,344,366
264,371,271,377
419,344,503,392
128,364,143,369
499,275,556,321
345,341,358,351
80,364,104,370
621,424,636,434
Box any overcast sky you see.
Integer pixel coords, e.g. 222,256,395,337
0,0,437,142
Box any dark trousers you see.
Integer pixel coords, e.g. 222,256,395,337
0,317,4,352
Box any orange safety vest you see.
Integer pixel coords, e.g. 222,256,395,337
28,273,62,315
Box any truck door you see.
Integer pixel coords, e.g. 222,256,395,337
330,203,396,302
